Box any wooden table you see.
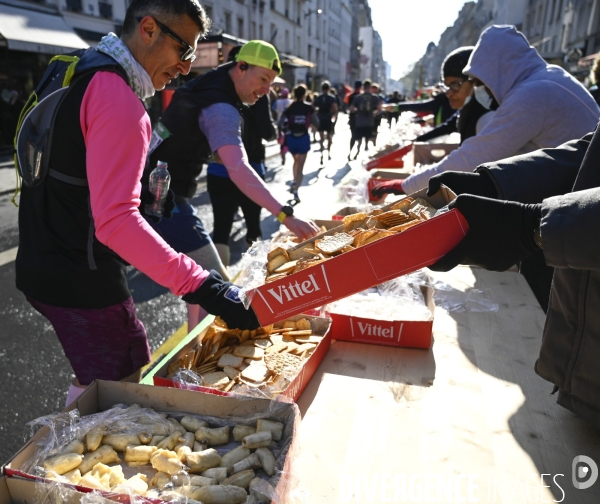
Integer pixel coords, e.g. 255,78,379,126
291,266,600,503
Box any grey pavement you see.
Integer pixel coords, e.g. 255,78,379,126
0,114,399,464
0,161,15,196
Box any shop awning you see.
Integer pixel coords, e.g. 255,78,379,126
0,5,88,54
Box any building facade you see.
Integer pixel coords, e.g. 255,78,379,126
0,0,386,150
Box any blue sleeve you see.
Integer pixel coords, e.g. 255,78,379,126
198,103,243,152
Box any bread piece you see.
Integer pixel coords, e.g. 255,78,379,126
217,353,244,369
202,372,230,389
241,364,271,383
343,217,368,233
362,229,396,246
222,366,240,380
273,260,298,274
265,273,288,283
294,335,323,344
295,318,312,330
342,212,368,226
292,258,325,273
394,220,423,232
353,229,378,247
265,342,288,354
233,346,265,360
389,197,414,212
267,254,289,274
253,338,272,349
290,342,317,355
267,247,290,262
315,233,354,254
285,329,313,337
264,352,303,376
289,246,321,261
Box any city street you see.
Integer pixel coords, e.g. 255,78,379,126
0,113,398,464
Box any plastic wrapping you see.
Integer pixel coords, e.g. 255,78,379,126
326,271,433,321
31,477,120,504
430,277,499,312
336,165,373,207
236,240,271,310
21,398,302,504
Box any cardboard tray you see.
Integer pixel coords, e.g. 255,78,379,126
326,285,435,349
0,476,117,504
3,381,300,503
150,315,332,403
248,186,467,326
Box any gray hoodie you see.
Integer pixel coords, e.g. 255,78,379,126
401,25,600,195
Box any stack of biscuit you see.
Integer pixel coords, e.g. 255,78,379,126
265,197,437,283
167,317,324,397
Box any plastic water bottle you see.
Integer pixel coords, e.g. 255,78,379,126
145,160,171,217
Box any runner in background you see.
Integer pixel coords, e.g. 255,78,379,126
346,80,363,161
314,81,339,164
349,79,382,159
386,90,401,128
369,83,383,146
272,88,292,165
330,87,341,137
280,84,319,202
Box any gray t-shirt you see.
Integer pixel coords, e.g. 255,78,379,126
352,93,380,128
198,103,244,152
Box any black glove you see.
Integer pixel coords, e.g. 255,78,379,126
429,195,542,272
371,179,404,198
427,171,498,199
182,270,260,330
139,186,175,223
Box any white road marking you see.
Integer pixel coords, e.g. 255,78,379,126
0,246,18,267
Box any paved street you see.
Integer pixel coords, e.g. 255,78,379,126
0,113,399,463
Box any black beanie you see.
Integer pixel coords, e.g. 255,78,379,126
441,46,474,79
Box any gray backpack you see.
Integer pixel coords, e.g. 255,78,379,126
14,48,124,198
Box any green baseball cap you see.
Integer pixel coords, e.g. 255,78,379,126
236,40,282,75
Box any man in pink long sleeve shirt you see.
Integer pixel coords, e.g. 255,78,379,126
15,0,259,406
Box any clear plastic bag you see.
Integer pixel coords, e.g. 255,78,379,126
236,240,271,309
336,165,373,207
23,404,175,474
23,398,301,504
325,271,433,321
430,277,499,312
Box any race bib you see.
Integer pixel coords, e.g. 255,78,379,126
148,122,171,155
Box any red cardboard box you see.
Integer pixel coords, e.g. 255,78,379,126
326,286,435,349
151,315,332,403
248,188,466,326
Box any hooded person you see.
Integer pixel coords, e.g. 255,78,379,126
413,46,495,144
380,25,600,197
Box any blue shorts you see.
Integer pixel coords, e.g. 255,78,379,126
285,134,311,155
148,201,211,253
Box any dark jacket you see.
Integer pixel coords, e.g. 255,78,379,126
243,94,276,163
149,63,243,198
477,126,600,426
396,92,454,125
416,96,491,144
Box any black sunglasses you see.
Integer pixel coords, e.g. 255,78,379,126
136,16,196,62
438,79,471,93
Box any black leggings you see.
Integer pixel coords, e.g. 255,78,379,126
207,174,263,245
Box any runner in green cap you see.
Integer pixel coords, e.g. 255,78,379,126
235,40,282,75
147,40,319,328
